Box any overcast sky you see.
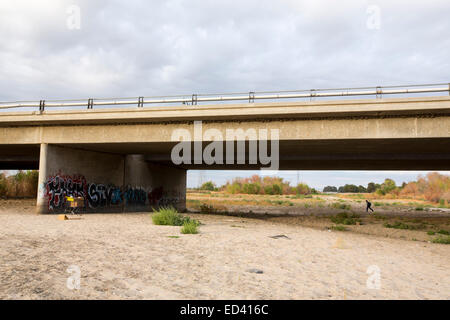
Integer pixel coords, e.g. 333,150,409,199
1,0,449,188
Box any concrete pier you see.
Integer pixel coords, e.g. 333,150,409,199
35,145,185,214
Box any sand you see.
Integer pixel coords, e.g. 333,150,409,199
0,200,449,299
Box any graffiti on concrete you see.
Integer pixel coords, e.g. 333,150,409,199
44,173,182,211
45,174,87,210
124,186,147,206
87,184,123,208
148,186,164,205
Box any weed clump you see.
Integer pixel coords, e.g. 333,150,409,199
152,206,197,226
383,221,426,230
330,225,348,231
181,220,199,234
330,212,361,225
330,202,351,210
431,236,450,244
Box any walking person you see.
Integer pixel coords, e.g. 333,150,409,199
366,200,374,213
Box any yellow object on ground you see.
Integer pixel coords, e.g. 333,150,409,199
58,214,68,220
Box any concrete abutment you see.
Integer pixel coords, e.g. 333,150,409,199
36,144,186,214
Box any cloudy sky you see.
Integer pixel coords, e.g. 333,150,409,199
1,0,449,188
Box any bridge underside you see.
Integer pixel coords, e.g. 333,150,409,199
0,96,449,213
1,138,450,171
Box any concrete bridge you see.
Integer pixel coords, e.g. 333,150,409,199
1,95,449,213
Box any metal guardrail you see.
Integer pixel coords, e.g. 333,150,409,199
0,83,449,111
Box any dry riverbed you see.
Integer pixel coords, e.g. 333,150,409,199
0,199,449,299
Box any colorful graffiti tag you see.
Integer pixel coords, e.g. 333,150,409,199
45,174,87,210
44,174,181,211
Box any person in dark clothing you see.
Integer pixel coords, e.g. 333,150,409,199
366,200,374,213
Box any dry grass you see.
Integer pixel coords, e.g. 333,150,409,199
0,171,38,199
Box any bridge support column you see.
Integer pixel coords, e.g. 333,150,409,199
36,143,48,214
36,145,186,214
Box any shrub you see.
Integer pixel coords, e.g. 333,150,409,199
181,220,199,234
152,206,194,226
264,185,274,195
330,225,348,231
323,186,337,192
199,181,216,191
223,175,308,196
330,212,361,225
199,203,217,214
243,183,261,194
0,170,39,198
400,172,450,203
431,236,450,244
296,183,310,195
272,184,283,195
372,213,386,220
383,221,426,230
330,202,351,210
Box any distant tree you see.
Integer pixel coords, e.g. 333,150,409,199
367,182,376,193
296,183,311,195
339,184,359,193
323,186,337,192
358,185,367,193
376,178,397,195
199,181,216,191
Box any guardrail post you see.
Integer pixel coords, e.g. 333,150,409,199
87,98,93,109
249,91,255,103
138,96,144,108
376,86,382,99
192,94,197,106
39,100,45,112
310,89,316,101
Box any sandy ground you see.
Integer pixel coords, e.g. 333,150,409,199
0,200,449,300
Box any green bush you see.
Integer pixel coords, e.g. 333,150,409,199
374,202,383,207
152,206,193,226
330,212,361,225
243,183,261,194
199,181,216,191
330,225,348,231
431,236,450,244
330,202,351,210
383,221,426,230
296,183,310,195
181,220,199,234
264,185,274,195
272,184,282,195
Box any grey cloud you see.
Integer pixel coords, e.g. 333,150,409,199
0,0,448,101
